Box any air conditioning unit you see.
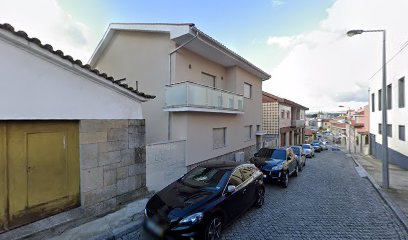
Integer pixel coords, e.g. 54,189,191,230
234,152,245,162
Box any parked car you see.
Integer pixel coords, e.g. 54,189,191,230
301,144,315,158
311,142,322,152
251,147,299,188
320,143,329,150
144,162,265,240
291,146,306,170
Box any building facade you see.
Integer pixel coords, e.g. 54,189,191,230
369,45,408,169
89,23,270,191
262,92,308,147
0,24,154,233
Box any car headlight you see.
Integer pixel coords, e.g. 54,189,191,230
179,212,204,224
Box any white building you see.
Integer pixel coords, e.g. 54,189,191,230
89,23,270,191
369,41,408,169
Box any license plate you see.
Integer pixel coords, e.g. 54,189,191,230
146,219,164,236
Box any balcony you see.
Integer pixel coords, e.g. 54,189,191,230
291,119,305,128
164,81,244,114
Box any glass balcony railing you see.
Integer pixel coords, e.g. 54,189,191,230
164,81,244,113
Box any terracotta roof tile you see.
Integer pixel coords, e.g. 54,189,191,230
0,23,155,100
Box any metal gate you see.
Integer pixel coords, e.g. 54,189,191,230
0,121,79,231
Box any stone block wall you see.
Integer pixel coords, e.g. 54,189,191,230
79,119,147,215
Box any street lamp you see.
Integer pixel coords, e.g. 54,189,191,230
346,29,389,189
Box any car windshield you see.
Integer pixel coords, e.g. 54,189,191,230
302,145,310,149
312,143,319,146
180,167,230,191
291,147,300,155
255,148,286,160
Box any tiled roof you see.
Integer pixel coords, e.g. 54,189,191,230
0,23,155,100
262,91,309,110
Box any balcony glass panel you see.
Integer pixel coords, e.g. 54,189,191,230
165,82,243,113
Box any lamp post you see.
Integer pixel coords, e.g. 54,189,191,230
346,29,389,189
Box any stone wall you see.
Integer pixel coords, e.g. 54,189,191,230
79,119,147,215
187,145,257,171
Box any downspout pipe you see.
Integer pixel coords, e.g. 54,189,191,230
167,32,199,140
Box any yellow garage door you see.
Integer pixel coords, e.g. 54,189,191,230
0,121,79,231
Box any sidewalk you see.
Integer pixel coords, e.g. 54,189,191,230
351,153,408,230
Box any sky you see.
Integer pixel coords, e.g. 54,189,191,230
1,0,407,112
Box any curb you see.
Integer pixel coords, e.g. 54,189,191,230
349,154,408,233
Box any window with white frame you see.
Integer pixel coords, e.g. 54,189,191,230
245,125,252,141
244,83,252,98
213,127,226,149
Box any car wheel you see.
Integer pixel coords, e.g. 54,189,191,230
281,171,289,188
293,165,299,177
205,216,222,240
254,187,265,208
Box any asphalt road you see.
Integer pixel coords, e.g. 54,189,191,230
121,149,408,240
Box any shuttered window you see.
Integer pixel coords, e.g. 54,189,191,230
213,127,226,149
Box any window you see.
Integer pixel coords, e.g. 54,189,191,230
356,137,359,146
281,110,285,119
228,169,244,186
287,111,290,119
371,93,375,112
244,83,252,98
213,127,226,149
379,123,382,134
201,72,216,88
387,124,392,137
240,167,254,181
387,84,392,109
378,89,382,111
245,125,252,140
399,77,405,108
365,135,369,145
399,125,406,141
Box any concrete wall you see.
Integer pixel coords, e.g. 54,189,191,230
0,31,143,120
93,31,173,143
146,140,186,192
79,119,147,214
187,145,257,171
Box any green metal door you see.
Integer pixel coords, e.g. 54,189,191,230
0,121,80,231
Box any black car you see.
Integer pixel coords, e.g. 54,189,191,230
144,162,265,240
251,147,299,188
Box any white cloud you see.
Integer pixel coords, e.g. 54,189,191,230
0,0,93,62
267,36,297,48
271,0,285,6
263,0,408,112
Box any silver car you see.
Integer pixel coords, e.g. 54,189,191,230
301,144,314,158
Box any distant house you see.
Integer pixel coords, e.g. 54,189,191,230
89,23,270,191
262,92,308,147
304,129,316,143
346,106,370,155
0,23,154,233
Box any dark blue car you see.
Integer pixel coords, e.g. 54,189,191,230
250,147,299,188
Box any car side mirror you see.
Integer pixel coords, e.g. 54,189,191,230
287,156,291,160
254,153,259,157
226,185,236,194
